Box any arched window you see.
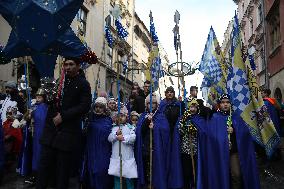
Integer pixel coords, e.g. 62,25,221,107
274,87,282,101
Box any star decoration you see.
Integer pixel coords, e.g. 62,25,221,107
111,4,121,19
0,0,86,59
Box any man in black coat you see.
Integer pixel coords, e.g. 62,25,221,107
159,87,184,136
130,87,145,114
36,57,92,189
189,86,213,119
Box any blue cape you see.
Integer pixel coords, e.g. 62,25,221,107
168,114,208,189
205,112,260,189
18,122,33,176
264,100,281,135
32,103,48,171
159,98,181,114
86,114,113,189
0,118,4,172
135,111,170,189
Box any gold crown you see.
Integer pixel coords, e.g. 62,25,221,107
188,98,199,107
36,88,46,96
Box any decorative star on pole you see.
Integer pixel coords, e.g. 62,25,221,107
149,11,153,23
174,10,180,25
111,4,121,19
0,0,87,59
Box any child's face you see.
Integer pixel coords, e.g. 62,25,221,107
94,104,105,115
36,95,44,104
6,112,15,121
147,100,157,111
108,101,117,111
189,105,198,114
131,115,139,126
118,114,128,124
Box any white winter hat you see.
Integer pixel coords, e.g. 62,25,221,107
120,106,128,115
145,92,160,106
130,111,140,118
95,97,107,105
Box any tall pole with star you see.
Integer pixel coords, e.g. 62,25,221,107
173,10,183,115
108,4,130,188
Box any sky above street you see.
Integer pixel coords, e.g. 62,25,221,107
136,0,237,94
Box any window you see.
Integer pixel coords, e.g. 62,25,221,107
249,19,253,37
260,48,265,71
257,4,263,26
107,47,113,66
268,6,281,51
77,8,88,36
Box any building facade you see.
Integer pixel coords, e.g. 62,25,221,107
0,0,172,100
264,0,284,101
233,0,284,101
234,0,267,87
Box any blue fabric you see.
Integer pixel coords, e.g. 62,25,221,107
32,103,48,171
0,0,87,59
135,111,170,189
264,100,281,135
32,55,57,78
0,118,4,172
18,122,33,176
86,114,113,189
169,114,208,189
159,99,180,114
206,112,260,189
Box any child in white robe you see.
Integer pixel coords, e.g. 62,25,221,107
108,106,137,189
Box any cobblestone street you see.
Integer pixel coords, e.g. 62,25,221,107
1,159,284,189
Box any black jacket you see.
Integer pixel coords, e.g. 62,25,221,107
40,73,92,152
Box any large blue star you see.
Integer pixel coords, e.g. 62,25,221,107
0,0,86,59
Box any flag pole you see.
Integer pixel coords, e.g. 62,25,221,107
149,10,154,189
115,36,123,189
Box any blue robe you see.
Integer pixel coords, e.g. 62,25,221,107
136,111,170,189
206,112,260,189
0,118,4,173
169,114,208,189
86,114,113,189
264,100,281,135
159,99,182,114
32,103,48,172
18,122,33,176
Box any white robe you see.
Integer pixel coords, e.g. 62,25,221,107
108,123,138,178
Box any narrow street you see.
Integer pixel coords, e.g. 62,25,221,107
1,159,284,189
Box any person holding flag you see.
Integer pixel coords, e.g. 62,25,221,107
108,106,137,189
226,13,280,158
199,27,228,109
85,97,113,189
172,98,207,189
135,92,170,188
206,94,260,189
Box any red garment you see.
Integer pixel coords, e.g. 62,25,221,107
3,119,23,154
264,97,281,110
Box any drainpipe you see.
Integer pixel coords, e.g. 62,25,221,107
261,0,269,89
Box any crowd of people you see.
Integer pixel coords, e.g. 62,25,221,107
0,57,283,189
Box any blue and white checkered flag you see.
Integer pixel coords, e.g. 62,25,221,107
199,27,223,86
151,56,161,90
199,27,226,104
